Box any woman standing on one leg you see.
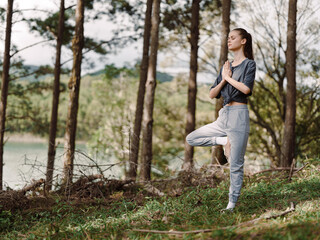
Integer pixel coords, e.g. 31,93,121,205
186,28,256,211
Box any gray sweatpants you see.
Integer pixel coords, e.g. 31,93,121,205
186,105,250,203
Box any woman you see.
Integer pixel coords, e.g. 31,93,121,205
186,28,256,211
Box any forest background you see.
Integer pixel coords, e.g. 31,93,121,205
0,0,319,188
1,0,320,239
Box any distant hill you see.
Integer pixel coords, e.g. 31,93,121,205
156,71,173,82
88,68,173,83
16,65,174,83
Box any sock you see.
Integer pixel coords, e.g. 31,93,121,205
226,201,236,209
216,137,228,145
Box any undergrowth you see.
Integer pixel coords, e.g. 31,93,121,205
0,158,319,239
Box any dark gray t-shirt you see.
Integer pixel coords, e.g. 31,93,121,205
211,58,256,106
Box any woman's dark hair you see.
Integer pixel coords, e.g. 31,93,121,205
232,28,254,60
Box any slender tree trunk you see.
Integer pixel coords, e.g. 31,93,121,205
140,0,161,181
183,0,200,170
0,0,14,191
46,0,65,191
211,0,231,165
281,0,297,167
127,0,153,180
63,0,85,185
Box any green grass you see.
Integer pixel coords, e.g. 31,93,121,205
1,159,320,239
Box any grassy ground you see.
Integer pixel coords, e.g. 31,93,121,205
1,158,320,239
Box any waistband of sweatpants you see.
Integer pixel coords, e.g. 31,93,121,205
223,105,248,110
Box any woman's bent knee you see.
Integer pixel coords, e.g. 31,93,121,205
186,132,195,146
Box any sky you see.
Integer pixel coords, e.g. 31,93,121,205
0,0,143,73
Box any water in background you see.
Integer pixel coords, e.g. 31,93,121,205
3,141,123,190
3,141,271,190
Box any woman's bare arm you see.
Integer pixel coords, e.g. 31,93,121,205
209,79,227,99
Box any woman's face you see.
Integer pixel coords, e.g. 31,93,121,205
228,30,246,51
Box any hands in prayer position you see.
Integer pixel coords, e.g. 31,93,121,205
222,60,232,80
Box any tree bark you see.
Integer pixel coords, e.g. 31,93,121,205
281,0,297,167
211,0,231,165
63,0,85,185
46,0,65,191
0,0,14,191
182,0,201,170
140,0,161,181
127,0,153,181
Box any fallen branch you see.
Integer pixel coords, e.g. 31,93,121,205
132,202,295,235
265,202,295,219
253,164,307,175
19,179,45,194
143,182,165,197
295,163,309,173
133,228,213,234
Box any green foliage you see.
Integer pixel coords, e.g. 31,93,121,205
85,65,137,166
161,0,222,49
0,7,6,22
27,8,112,54
109,0,135,16
248,75,320,165
81,64,214,176
104,63,136,80
28,9,74,45
0,210,13,232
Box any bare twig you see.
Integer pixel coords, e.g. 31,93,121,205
73,149,122,175
296,163,309,173
288,159,296,181
10,39,53,57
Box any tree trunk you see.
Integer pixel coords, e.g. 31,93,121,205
63,0,85,185
0,0,14,191
46,0,65,191
183,0,200,170
140,0,161,181
211,0,231,165
127,0,153,181
281,0,297,167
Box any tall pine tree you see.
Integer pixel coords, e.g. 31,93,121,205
140,0,161,181
46,0,65,191
63,0,85,185
211,0,231,165
0,0,14,190
127,0,153,180
281,0,297,167
183,0,201,170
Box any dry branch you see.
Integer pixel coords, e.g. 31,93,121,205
295,163,309,173
265,202,295,219
133,228,213,235
143,182,165,197
20,178,45,194
253,164,308,176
